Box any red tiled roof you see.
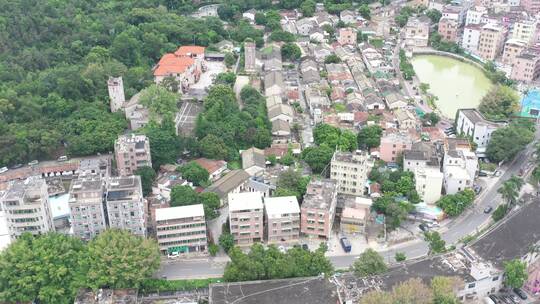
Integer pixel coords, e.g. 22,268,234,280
194,158,226,174
154,55,195,76
175,46,206,56
354,111,369,123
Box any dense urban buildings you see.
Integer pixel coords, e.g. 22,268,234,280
69,175,106,240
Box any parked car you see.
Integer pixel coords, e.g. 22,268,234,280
474,185,483,194
57,155,68,162
340,237,352,253
302,244,309,251
418,223,428,232
11,164,23,169
0,167,8,174
513,288,528,300
478,171,488,177
28,160,38,166
484,206,493,214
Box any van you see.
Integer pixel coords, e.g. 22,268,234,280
57,156,68,162
0,167,8,174
340,237,352,253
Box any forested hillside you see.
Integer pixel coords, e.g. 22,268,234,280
0,0,227,166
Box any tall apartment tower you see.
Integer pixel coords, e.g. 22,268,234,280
68,174,107,240
106,176,146,237
108,76,125,113
0,177,54,240
330,150,373,196
114,134,152,176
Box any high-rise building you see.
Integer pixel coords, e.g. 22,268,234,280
330,150,373,196
68,175,107,240
114,134,152,176
300,179,338,239
477,23,507,61
155,204,207,255
106,176,146,237
0,177,54,240
107,76,125,113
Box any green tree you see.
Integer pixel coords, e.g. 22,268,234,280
198,192,221,219
170,185,199,206
419,82,430,94
302,145,334,173
0,233,88,304
436,189,475,217
144,117,181,170
269,31,296,42
300,0,316,17
199,134,229,160
425,9,442,23
357,125,383,149
352,248,387,277
179,161,209,186
425,231,446,254
324,54,341,64
504,259,528,288
224,53,236,68
275,168,310,200
492,204,509,221
208,244,219,256
395,252,406,262
281,42,302,61
139,84,179,117
359,4,371,19
479,85,520,120
422,112,440,126
86,230,160,289
134,166,156,196
431,276,463,304
219,233,235,253
214,72,237,87
487,122,534,163
498,176,524,205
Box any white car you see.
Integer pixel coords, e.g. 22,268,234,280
0,167,8,174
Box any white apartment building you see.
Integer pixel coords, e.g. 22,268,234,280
330,150,373,196
106,176,146,237
264,196,300,244
462,24,482,53
155,204,207,255
511,19,538,45
443,149,478,194
414,167,444,204
228,192,264,246
455,109,504,157
69,174,107,240
465,6,487,25
404,16,431,47
0,177,54,240
114,134,152,176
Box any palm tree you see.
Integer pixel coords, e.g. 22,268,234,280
498,176,523,205
507,176,524,192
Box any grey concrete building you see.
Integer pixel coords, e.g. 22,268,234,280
114,134,152,176
106,176,146,237
69,174,107,240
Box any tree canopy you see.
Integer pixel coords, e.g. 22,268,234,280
487,120,534,163
504,259,528,289
134,166,156,196
352,248,387,277
479,86,520,120
435,189,475,217
275,168,311,201
357,125,383,149
178,161,209,186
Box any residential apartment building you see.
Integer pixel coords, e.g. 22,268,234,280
69,175,107,240
438,18,460,42
379,132,413,163
264,196,300,244
338,27,356,45
462,24,482,53
511,19,538,45
114,134,152,176
441,5,465,25
403,142,440,173
443,149,478,194
455,109,504,156
511,52,540,83
502,39,527,65
414,167,444,204
465,6,487,25
0,177,54,240
478,23,507,61
155,204,207,255
228,192,264,245
106,176,146,237
300,179,338,239
521,0,540,14
330,150,373,196
404,16,430,47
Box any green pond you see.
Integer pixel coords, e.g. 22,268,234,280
411,55,493,118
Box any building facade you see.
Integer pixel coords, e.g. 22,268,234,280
414,167,443,204
455,109,504,156
338,27,356,45
438,18,459,42
105,176,146,237
478,23,507,61
379,132,413,163
300,179,338,239
114,134,152,176
511,52,540,83
404,16,430,47
228,192,264,245
264,196,300,243
502,39,527,65
69,175,107,240
330,150,373,196
155,204,207,255
462,24,482,54
0,177,54,240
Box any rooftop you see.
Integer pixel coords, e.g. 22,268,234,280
302,179,337,211
332,150,372,164
205,170,250,199
209,277,339,304
70,175,103,193
174,45,206,56
153,54,195,77
155,204,204,221
106,176,142,201
115,134,149,152
241,147,266,170
264,196,300,218
194,158,227,174
458,108,504,127
228,191,264,212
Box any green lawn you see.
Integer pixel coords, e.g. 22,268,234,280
140,278,222,293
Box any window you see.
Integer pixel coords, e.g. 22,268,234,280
467,283,475,289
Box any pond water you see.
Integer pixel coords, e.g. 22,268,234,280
411,55,493,118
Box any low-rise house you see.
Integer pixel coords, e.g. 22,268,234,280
263,45,282,71
205,169,251,206
228,192,264,245
338,27,356,45
340,10,357,24
300,59,321,84
268,104,294,123
193,158,228,181
214,40,234,53
296,18,316,36
438,18,459,42
394,108,417,131
123,93,149,130
465,6,487,25
300,179,338,239
364,93,386,110
384,92,407,109
152,171,190,200
264,196,300,244
244,42,257,73
271,119,291,141
264,71,284,97
340,197,372,235
404,16,430,47
309,28,325,43
330,150,373,196
155,204,207,255
403,142,440,173
266,95,283,109
442,5,465,25
242,9,257,23
379,132,413,163
154,46,205,93
443,148,478,195
241,147,266,177
455,109,504,157
246,176,275,198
